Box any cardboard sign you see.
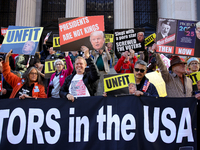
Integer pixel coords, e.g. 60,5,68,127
1,27,8,35
53,34,60,50
105,34,114,43
188,71,200,85
160,54,170,69
114,28,145,53
156,18,200,57
145,33,156,46
145,71,167,97
104,73,135,95
44,59,67,78
58,16,104,51
0,26,43,55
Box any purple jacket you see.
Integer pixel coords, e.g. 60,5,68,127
47,55,73,97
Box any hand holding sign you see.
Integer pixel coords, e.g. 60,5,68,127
5,49,12,63
81,46,89,59
65,52,69,57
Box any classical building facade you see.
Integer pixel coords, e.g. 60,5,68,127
0,0,198,48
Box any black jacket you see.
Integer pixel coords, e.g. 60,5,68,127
59,57,100,98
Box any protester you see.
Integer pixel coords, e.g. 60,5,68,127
34,59,45,78
114,51,134,73
187,57,199,74
40,38,50,64
46,47,56,59
91,31,111,96
133,60,159,97
2,49,47,99
107,42,114,68
103,59,158,97
15,54,29,76
60,46,99,102
47,52,73,98
0,58,13,99
156,52,193,97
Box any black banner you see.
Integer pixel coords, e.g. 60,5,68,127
0,96,197,150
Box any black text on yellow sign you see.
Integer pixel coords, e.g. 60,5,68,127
3,28,43,44
104,74,135,92
189,71,200,85
53,37,60,48
105,34,114,43
45,59,67,74
145,33,156,46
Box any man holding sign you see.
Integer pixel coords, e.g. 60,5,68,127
133,60,159,97
60,46,99,102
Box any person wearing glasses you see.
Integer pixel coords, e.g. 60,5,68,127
47,52,73,98
2,50,47,99
187,57,200,92
133,60,158,97
187,57,199,74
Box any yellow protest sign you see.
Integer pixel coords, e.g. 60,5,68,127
145,71,167,97
3,27,43,44
53,37,60,48
104,73,135,92
45,59,67,78
145,33,156,46
105,34,114,43
188,71,200,85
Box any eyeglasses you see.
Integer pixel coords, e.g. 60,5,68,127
56,64,63,66
134,68,145,73
30,72,37,75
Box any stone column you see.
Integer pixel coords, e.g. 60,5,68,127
114,0,134,29
65,0,86,18
157,0,197,20
15,0,37,26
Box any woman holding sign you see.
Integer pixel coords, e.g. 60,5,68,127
47,52,73,98
2,50,47,99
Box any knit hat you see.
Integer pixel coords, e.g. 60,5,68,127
187,57,199,66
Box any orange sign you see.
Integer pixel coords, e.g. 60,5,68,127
59,16,104,48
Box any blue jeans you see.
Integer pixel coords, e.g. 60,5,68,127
109,58,112,68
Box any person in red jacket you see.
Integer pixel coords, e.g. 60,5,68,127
114,50,138,73
47,52,73,98
3,49,47,99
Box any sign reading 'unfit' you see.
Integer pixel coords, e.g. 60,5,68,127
156,18,200,57
59,16,104,51
0,96,197,150
0,26,43,55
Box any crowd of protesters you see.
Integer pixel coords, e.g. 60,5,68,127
1,31,200,101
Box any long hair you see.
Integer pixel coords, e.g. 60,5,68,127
22,67,44,86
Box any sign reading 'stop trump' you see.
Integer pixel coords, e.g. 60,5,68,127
58,16,104,51
0,26,43,55
156,18,200,57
